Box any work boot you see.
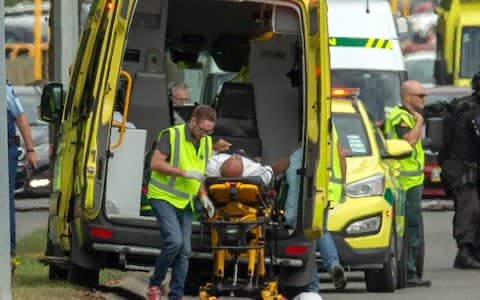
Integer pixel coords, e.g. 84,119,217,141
454,246,480,269
146,285,162,300
329,263,347,290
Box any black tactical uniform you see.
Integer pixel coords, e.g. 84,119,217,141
440,72,480,269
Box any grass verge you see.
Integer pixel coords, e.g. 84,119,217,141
12,228,125,300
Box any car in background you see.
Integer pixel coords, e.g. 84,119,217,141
14,85,50,197
422,85,472,198
404,50,436,88
324,91,414,292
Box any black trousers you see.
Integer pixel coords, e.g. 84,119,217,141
452,183,480,250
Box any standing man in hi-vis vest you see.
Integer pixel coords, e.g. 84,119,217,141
145,105,230,300
384,80,431,288
310,126,347,293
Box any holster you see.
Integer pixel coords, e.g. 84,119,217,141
441,158,478,189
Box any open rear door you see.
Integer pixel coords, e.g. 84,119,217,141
302,0,331,240
51,0,138,249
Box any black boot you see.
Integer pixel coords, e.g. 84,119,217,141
454,245,480,269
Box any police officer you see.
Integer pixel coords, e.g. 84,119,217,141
6,81,37,257
439,71,480,269
144,105,230,300
384,80,431,287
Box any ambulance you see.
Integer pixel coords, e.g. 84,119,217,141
327,0,407,122
40,0,332,296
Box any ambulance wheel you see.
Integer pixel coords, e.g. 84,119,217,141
68,261,99,288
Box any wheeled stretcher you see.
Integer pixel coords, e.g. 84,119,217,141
199,177,285,300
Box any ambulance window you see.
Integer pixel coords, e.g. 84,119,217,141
309,6,318,35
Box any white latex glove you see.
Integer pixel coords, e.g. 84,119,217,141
184,170,204,182
200,194,215,217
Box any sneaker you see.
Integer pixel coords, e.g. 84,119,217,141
146,285,162,300
329,264,347,290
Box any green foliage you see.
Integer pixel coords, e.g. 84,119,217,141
12,228,125,299
6,0,34,8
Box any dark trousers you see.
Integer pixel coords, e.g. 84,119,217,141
452,183,480,250
8,144,18,253
405,184,423,280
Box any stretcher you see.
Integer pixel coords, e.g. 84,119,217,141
199,176,285,300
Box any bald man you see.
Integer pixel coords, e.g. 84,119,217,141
384,80,430,288
205,152,290,186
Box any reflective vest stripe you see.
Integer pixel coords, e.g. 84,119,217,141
399,170,423,176
150,127,191,200
141,205,152,211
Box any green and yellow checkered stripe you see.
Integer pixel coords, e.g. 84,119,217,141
328,37,392,49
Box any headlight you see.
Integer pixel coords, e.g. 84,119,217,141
346,173,384,198
345,215,381,235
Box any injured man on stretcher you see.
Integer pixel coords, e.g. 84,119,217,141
205,151,291,186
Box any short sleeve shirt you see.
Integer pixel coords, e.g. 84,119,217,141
6,83,24,118
394,106,412,138
155,124,198,161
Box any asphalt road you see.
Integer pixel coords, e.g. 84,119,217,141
17,198,480,300
102,210,480,300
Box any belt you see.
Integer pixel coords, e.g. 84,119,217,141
8,136,20,146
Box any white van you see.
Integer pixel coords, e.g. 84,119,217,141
327,0,407,121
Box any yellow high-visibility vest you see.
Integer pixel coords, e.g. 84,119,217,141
384,106,424,190
147,124,212,210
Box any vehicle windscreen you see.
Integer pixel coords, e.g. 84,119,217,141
333,113,372,157
460,26,480,79
331,70,401,122
405,58,434,85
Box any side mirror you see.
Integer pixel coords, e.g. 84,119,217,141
40,82,64,123
382,139,413,159
425,117,444,152
434,58,451,85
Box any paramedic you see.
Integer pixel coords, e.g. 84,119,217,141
384,80,431,287
145,105,230,300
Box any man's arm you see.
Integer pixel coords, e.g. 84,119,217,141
15,113,38,169
150,149,185,177
398,111,424,146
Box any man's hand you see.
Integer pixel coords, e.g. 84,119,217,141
184,170,204,182
213,139,231,152
412,111,424,124
26,151,38,169
199,193,215,217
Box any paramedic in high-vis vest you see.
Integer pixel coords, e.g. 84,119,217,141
145,105,230,300
384,80,431,288
6,81,37,270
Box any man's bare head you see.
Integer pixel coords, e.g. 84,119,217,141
400,80,426,113
220,154,244,178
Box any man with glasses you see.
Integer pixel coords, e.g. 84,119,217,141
145,105,230,300
384,80,431,288
169,82,191,124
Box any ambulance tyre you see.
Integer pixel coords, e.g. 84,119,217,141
365,227,398,292
184,260,212,295
68,261,99,288
45,224,68,280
